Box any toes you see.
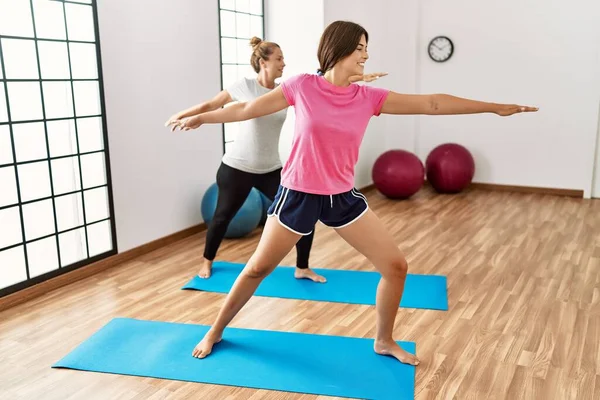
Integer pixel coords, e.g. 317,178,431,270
410,356,420,366
192,346,209,358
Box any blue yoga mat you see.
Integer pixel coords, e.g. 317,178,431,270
53,318,415,399
183,261,448,311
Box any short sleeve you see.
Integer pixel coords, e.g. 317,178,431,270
364,86,390,116
225,78,247,102
280,73,309,106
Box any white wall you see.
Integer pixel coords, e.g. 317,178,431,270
316,0,600,197
592,93,600,198
97,0,223,252
265,0,324,165
90,0,600,255
416,0,600,197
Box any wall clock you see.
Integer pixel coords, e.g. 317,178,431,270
428,36,454,63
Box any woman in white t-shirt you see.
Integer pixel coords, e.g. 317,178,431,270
166,37,325,281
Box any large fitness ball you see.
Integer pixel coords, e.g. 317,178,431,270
372,149,425,198
201,183,263,238
425,143,475,193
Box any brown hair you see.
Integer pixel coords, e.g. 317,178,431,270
250,36,280,73
317,21,369,75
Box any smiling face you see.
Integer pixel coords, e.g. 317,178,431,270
336,35,368,76
260,47,285,78
317,21,369,77
250,37,284,77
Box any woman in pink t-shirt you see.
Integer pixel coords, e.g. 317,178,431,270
176,21,537,366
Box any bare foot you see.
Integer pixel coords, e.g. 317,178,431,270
198,258,213,279
192,330,222,359
294,267,326,283
374,339,420,366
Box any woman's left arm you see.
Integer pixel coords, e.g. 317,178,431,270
380,92,538,117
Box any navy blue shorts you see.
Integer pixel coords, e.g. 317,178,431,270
266,186,369,235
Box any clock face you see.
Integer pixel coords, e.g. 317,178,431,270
428,36,453,62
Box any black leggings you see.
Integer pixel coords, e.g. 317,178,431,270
203,162,314,268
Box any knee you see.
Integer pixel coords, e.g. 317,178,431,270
386,255,408,281
244,261,272,279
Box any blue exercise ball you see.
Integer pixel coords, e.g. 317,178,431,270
201,183,263,238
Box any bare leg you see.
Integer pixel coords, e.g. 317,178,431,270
192,216,301,358
335,209,420,366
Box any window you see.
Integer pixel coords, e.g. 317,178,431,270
218,0,264,153
0,0,116,297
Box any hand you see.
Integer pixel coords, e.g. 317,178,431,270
175,115,203,131
165,113,184,131
349,72,388,83
495,104,539,117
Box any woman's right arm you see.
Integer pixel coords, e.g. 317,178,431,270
165,90,233,128
176,86,289,131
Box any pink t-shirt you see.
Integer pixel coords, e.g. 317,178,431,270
280,73,389,195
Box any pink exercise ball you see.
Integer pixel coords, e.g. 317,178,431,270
372,150,424,198
425,143,475,193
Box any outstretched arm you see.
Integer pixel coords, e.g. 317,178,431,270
380,92,538,116
165,90,233,130
175,86,289,131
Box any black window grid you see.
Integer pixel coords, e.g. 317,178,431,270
0,0,118,298
217,0,265,154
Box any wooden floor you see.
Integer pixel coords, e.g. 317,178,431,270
1,186,599,399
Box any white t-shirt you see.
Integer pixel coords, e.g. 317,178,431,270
221,78,287,174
